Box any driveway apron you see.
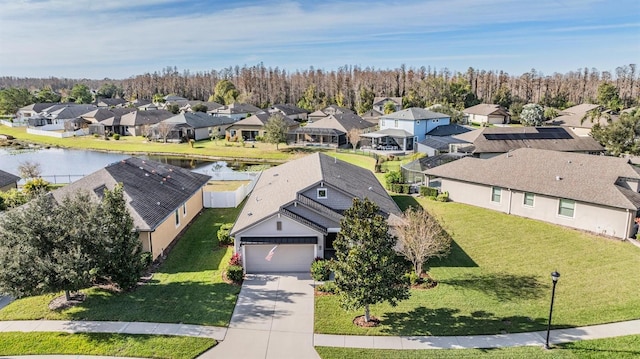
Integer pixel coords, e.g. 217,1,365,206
201,273,320,359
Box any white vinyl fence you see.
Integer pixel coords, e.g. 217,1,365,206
203,172,261,208
26,128,88,138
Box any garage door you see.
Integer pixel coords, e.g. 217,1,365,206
244,244,315,273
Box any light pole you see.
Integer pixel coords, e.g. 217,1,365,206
544,271,560,349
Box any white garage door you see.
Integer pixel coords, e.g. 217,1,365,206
244,244,315,273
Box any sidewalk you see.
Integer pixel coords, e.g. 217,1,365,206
314,319,640,349
0,320,226,341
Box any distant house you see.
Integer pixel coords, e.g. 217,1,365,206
451,126,604,159
361,108,451,151
548,104,605,137
0,170,20,192
17,103,59,123
267,104,309,121
119,110,174,136
126,99,158,111
308,105,354,122
51,157,210,260
152,112,236,141
372,97,402,113
95,98,127,108
180,101,223,113
424,148,640,240
463,104,510,125
209,103,262,121
28,104,97,129
82,108,137,136
360,108,384,125
230,152,401,273
226,112,299,141
292,113,374,147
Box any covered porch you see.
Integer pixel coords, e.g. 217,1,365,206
361,128,416,151
291,127,346,147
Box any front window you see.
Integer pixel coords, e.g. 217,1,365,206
491,187,501,203
175,209,180,226
524,192,535,207
558,199,575,217
394,119,399,128
182,203,187,216
317,188,327,199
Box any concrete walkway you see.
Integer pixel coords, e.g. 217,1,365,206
199,273,320,359
314,319,640,349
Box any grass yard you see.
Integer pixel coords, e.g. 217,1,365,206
205,180,251,191
0,207,242,326
0,332,215,359
316,334,640,359
315,196,640,336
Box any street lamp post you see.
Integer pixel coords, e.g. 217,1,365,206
544,271,560,350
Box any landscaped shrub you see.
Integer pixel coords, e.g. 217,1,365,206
436,191,449,202
384,170,403,190
217,223,234,245
420,186,439,197
404,271,420,286
226,265,243,283
229,253,242,266
140,252,153,268
317,281,337,294
113,134,120,140
255,136,264,142
310,258,331,281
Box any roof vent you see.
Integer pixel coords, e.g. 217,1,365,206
248,212,252,216
567,160,572,164
145,173,149,177
368,186,373,190
157,202,160,205
274,173,279,176
139,166,144,170
556,176,562,181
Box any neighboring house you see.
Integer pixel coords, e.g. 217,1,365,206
28,104,97,128
17,103,59,123
152,112,236,141
127,99,158,111
292,113,374,147
180,101,223,113
51,157,210,260
417,136,469,157
463,104,510,125
209,103,262,120
451,126,604,159
226,112,298,140
361,108,451,151
424,148,640,240
372,97,402,113
230,152,401,273
267,104,308,121
119,109,174,136
82,108,136,136
548,103,605,137
95,98,126,108
360,108,384,125
0,170,20,192
308,105,354,122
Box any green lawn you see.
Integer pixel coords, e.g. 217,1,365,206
316,334,640,359
315,196,640,336
0,332,215,359
0,207,242,326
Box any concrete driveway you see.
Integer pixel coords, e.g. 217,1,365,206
201,273,320,359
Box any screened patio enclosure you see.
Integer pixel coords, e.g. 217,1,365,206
291,127,346,146
361,128,415,151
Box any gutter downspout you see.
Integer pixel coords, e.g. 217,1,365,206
507,189,513,215
624,208,631,240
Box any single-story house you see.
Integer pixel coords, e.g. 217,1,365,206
451,126,604,159
268,104,309,121
119,109,174,136
292,113,375,147
547,104,607,137
424,148,640,240
180,101,223,113
82,108,137,136
308,105,355,122
209,103,262,121
230,152,401,273
152,112,235,142
463,104,510,125
372,97,402,113
95,98,127,108
417,136,470,157
0,170,20,192
51,157,210,260
17,103,59,123
360,108,384,125
226,112,298,141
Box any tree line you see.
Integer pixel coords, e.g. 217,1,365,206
1,63,637,114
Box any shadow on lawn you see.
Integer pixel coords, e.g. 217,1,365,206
381,306,553,336
64,281,240,326
441,273,547,301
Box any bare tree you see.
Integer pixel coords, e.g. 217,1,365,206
18,161,42,179
347,128,362,151
155,122,173,143
396,206,451,276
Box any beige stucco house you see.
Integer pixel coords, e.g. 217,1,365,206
52,158,210,259
463,104,510,125
424,148,640,240
547,103,606,137
230,152,401,273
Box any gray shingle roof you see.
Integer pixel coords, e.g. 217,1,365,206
426,124,473,136
51,158,210,231
269,104,308,116
424,148,640,210
0,170,20,187
120,110,174,126
382,107,450,121
304,113,374,132
231,153,401,235
463,104,509,116
227,112,298,128
549,103,605,129
419,135,468,151
162,112,233,129
373,97,402,106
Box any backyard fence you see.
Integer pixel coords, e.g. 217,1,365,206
26,128,88,138
203,172,261,208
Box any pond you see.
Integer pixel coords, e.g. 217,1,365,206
0,147,268,184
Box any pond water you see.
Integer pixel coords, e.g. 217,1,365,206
0,147,264,183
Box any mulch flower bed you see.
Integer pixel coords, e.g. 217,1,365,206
48,292,86,311
411,272,438,290
353,315,380,327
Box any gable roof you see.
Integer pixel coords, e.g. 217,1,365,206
419,135,468,151
43,104,97,120
162,112,233,129
82,108,135,123
425,148,640,210
0,169,20,187
269,104,308,116
549,103,605,129
120,110,174,126
227,111,297,128
51,158,210,231
453,126,603,154
322,105,354,114
95,98,126,107
19,103,60,113
373,97,402,106
231,152,400,235
382,107,450,121
426,123,473,136
463,104,510,117
304,113,374,133
211,103,261,115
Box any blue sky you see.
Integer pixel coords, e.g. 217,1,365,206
0,0,638,79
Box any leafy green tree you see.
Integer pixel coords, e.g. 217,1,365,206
333,198,410,323
0,189,27,211
591,108,640,156
22,178,51,196
445,78,479,110
509,101,525,123
297,84,318,111
383,101,396,114
0,87,34,115
520,103,545,126
167,104,180,114
597,82,622,112
402,89,425,109
153,93,166,103
69,84,93,104
428,104,465,123
356,86,374,114
264,114,289,150
36,87,61,103
98,185,143,290
212,80,239,105
491,86,513,109
97,83,124,99
191,103,208,113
